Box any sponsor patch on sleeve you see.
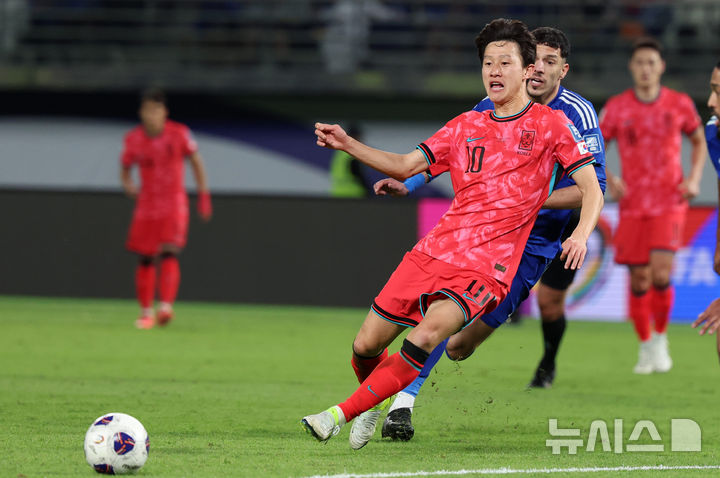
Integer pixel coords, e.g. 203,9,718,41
567,123,583,142
582,133,602,154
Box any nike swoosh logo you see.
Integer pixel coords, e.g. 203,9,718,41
467,137,485,142
367,385,379,398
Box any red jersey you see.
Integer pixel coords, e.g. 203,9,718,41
415,102,594,287
121,120,198,216
599,87,701,217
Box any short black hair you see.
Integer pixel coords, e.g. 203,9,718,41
631,36,663,58
716,60,720,69
475,18,536,68
140,87,166,105
532,27,570,60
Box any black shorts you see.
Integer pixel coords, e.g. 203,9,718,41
539,208,581,291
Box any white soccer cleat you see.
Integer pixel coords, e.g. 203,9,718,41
349,397,392,450
651,332,673,373
633,340,654,374
301,407,345,443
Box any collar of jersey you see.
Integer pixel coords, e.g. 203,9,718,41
490,101,533,122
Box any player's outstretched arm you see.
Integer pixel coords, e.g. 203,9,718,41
189,151,212,222
374,178,409,197
542,185,581,209
315,122,427,180
693,297,720,335
559,166,604,270
374,172,433,197
120,165,138,199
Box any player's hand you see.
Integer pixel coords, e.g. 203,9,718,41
197,191,212,222
679,178,700,200
123,185,138,200
559,234,587,270
692,297,720,335
374,178,409,197
315,123,350,150
607,176,625,201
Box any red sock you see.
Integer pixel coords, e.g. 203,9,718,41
159,254,180,304
351,349,388,383
135,263,156,309
651,285,673,334
629,289,651,342
339,340,428,422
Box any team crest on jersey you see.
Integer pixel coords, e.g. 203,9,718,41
519,130,535,151
567,123,583,142
583,134,602,154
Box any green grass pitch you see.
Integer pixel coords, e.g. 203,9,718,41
1,296,719,477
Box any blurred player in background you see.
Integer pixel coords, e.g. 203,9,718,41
301,18,604,450
374,27,606,441
121,88,212,329
691,60,720,361
600,37,706,374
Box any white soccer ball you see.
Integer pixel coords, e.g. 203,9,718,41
84,413,149,475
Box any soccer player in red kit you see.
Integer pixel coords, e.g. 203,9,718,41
600,37,706,374
121,88,212,329
301,18,604,450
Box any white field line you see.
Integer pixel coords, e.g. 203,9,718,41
300,464,720,478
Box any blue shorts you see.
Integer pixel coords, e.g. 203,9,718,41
480,252,553,328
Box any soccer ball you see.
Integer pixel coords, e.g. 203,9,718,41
84,413,149,474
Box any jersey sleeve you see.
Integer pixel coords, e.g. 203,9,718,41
678,93,702,135
180,125,199,156
416,115,461,177
579,125,606,193
706,117,720,178
551,112,595,176
598,99,617,143
120,133,136,167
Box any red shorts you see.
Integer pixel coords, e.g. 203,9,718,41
613,211,685,265
371,249,505,329
126,208,189,256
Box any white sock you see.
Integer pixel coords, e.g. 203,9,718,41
141,307,153,318
389,391,416,413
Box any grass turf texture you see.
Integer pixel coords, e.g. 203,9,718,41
1,296,719,478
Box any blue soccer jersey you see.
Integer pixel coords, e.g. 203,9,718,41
706,116,720,177
473,86,607,258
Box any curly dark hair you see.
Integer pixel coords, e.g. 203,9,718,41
532,27,570,60
475,18,536,67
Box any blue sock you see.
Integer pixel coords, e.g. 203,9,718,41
401,337,449,397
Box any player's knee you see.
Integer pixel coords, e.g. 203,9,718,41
445,337,474,361
352,336,384,358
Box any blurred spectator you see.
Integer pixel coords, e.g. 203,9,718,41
320,0,402,74
0,0,28,55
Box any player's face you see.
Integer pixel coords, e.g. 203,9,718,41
482,41,533,106
139,100,168,136
628,48,665,90
708,67,720,119
527,44,568,105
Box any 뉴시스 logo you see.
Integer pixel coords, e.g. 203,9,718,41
546,418,701,454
